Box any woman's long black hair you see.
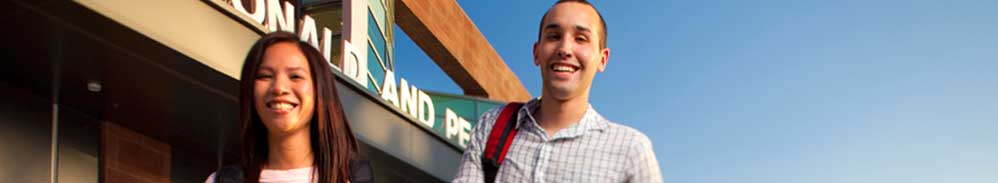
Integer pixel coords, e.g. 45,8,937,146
238,31,358,183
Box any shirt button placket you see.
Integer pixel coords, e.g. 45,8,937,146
533,138,550,183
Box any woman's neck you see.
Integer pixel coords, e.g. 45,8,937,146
266,128,314,170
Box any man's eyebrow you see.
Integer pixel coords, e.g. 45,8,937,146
543,23,592,33
575,25,592,33
543,23,562,31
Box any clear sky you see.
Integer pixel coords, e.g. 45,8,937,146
392,0,998,182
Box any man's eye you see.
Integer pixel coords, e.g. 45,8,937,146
576,36,588,42
546,34,561,40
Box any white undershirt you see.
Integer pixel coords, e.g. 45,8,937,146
205,166,316,183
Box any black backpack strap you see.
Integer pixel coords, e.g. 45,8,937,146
481,102,524,183
213,164,244,183
349,159,375,183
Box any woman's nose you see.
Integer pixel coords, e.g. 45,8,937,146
269,76,291,96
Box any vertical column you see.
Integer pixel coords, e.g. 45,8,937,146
101,122,171,183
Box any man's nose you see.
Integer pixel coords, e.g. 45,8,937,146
556,37,573,58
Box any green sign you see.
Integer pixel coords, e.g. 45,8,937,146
372,70,503,149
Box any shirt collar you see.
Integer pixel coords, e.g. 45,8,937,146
516,98,608,139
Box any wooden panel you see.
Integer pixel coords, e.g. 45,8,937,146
395,0,531,102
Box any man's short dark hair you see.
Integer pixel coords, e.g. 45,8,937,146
537,0,608,49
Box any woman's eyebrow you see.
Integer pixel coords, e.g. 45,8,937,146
285,67,306,73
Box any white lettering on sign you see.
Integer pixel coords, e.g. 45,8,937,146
292,10,337,64
229,0,338,66
381,71,435,128
417,89,435,128
445,108,473,147
298,15,319,50
399,78,418,118
387,71,474,147
231,0,265,24
380,71,400,107
341,41,368,87
265,0,295,33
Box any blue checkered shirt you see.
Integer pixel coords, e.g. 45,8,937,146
452,99,662,183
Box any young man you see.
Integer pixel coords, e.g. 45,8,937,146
453,0,662,182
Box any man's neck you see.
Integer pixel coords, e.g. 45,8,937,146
266,129,314,170
536,96,589,138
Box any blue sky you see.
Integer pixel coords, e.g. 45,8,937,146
392,0,998,182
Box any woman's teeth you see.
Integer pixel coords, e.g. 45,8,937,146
269,102,295,110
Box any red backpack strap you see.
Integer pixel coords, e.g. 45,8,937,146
481,102,524,183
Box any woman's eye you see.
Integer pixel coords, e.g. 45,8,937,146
256,74,273,80
290,74,305,80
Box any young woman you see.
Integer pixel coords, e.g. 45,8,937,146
207,31,370,183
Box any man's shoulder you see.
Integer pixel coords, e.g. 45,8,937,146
476,104,508,128
469,103,516,143
600,120,655,150
476,101,533,128
598,121,662,182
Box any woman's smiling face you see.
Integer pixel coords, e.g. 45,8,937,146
254,42,315,135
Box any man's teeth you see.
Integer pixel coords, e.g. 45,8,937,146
270,102,295,110
552,65,577,72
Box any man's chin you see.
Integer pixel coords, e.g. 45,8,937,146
543,85,582,101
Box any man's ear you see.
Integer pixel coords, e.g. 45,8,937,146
533,42,541,66
598,47,610,72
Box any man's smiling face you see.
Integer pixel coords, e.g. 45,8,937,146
534,2,609,102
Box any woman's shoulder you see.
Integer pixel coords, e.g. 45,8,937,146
204,172,216,183
205,165,244,183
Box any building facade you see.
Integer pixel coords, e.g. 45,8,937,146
0,0,529,182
